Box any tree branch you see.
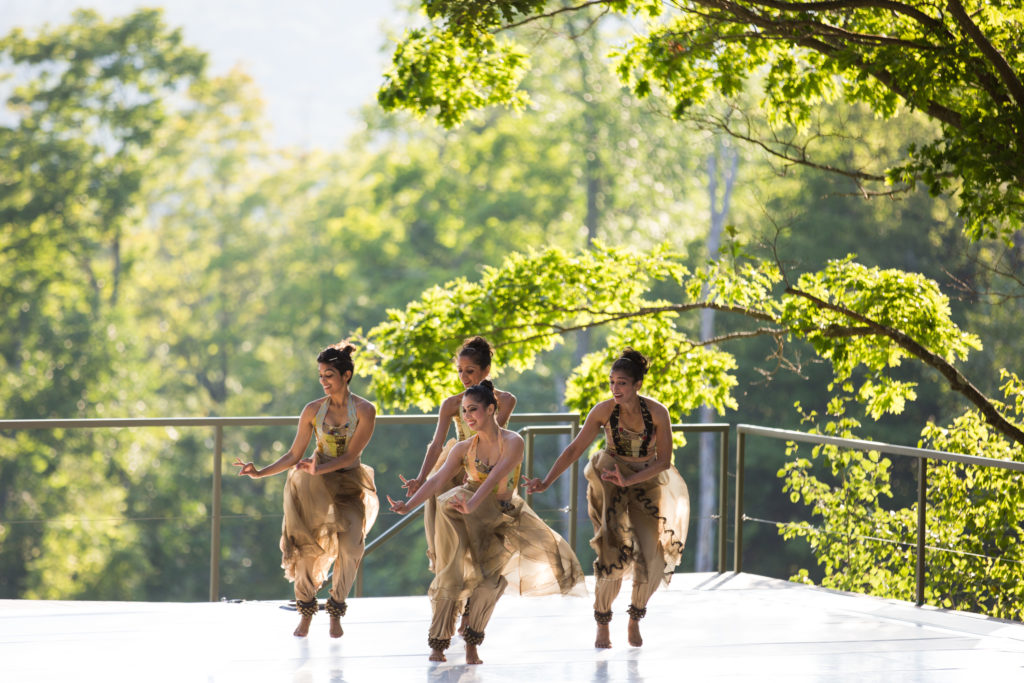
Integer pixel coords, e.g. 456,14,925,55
498,0,611,32
785,285,1024,446
945,0,1024,111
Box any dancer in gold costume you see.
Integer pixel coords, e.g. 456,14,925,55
526,348,690,649
235,342,378,638
389,381,584,664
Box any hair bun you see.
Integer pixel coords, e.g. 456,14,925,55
619,348,648,370
480,379,495,390
611,347,649,382
330,342,355,357
458,335,494,368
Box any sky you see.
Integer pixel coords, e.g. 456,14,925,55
0,0,406,149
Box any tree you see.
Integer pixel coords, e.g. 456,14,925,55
378,1,1024,243
360,240,1024,616
0,8,208,598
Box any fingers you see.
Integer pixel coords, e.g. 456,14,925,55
398,474,409,484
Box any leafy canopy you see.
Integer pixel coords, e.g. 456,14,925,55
380,1,1024,242
363,243,989,443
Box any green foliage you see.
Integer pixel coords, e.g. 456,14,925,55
779,373,1024,620
781,258,982,419
382,1,1024,241
379,27,530,128
363,242,747,417
364,241,986,439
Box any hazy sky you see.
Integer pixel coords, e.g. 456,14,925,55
0,0,405,149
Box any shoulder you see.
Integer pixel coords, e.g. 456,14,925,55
302,397,326,417
587,399,616,422
641,395,671,422
500,429,525,450
449,438,471,457
352,394,377,419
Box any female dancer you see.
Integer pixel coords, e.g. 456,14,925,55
389,381,585,664
234,342,378,638
400,336,516,572
526,348,689,649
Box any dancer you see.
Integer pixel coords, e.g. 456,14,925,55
399,336,516,572
389,380,585,664
526,348,689,649
234,342,378,638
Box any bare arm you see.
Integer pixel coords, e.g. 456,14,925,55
525,402,609,493
495,389,517,428
389,439,468,513
452,432,524,514
403,395,459,493
233,401,316,478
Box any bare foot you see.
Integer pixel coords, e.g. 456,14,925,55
329,616,343,638
627,618,643,647
429,649,446,662
595,623,612,649
457,612,469,636
293,614,312,637
465,643,483,665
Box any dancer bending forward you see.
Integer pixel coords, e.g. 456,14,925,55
400,335,516,573
526,348,690,649
389,380,585,664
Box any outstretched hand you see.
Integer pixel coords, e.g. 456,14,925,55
523,476,548,494
399,474,422,495
387,494,410,515
233,458,259,478
600,464,627,487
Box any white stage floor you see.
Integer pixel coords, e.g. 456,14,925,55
2,572,1023,682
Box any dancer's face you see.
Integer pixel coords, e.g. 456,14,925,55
461,396,495,430
609,371,641,404
318,362,350,395
455,356,488,388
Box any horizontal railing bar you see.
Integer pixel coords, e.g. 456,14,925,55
0,412,580,431
737,423,1024,474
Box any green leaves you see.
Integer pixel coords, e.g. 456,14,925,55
379,27,530,128
384,1,1024,240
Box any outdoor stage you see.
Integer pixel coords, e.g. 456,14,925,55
2,572,1023,682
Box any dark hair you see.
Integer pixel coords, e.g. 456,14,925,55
457,335,493,369
463,379,497,407
610,347,649,383
317,342,355,377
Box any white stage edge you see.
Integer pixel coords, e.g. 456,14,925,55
2,572,1023,682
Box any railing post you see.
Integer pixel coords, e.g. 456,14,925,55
734,429,745,573
525,429,535,507
916,457,927,606
209,425,223,602
718,426,730,573
569,417,580,552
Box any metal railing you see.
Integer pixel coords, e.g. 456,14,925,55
0,412,576,601
733,424,1024,606
355,421,732,595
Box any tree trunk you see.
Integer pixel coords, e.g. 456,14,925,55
696,137,738,571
